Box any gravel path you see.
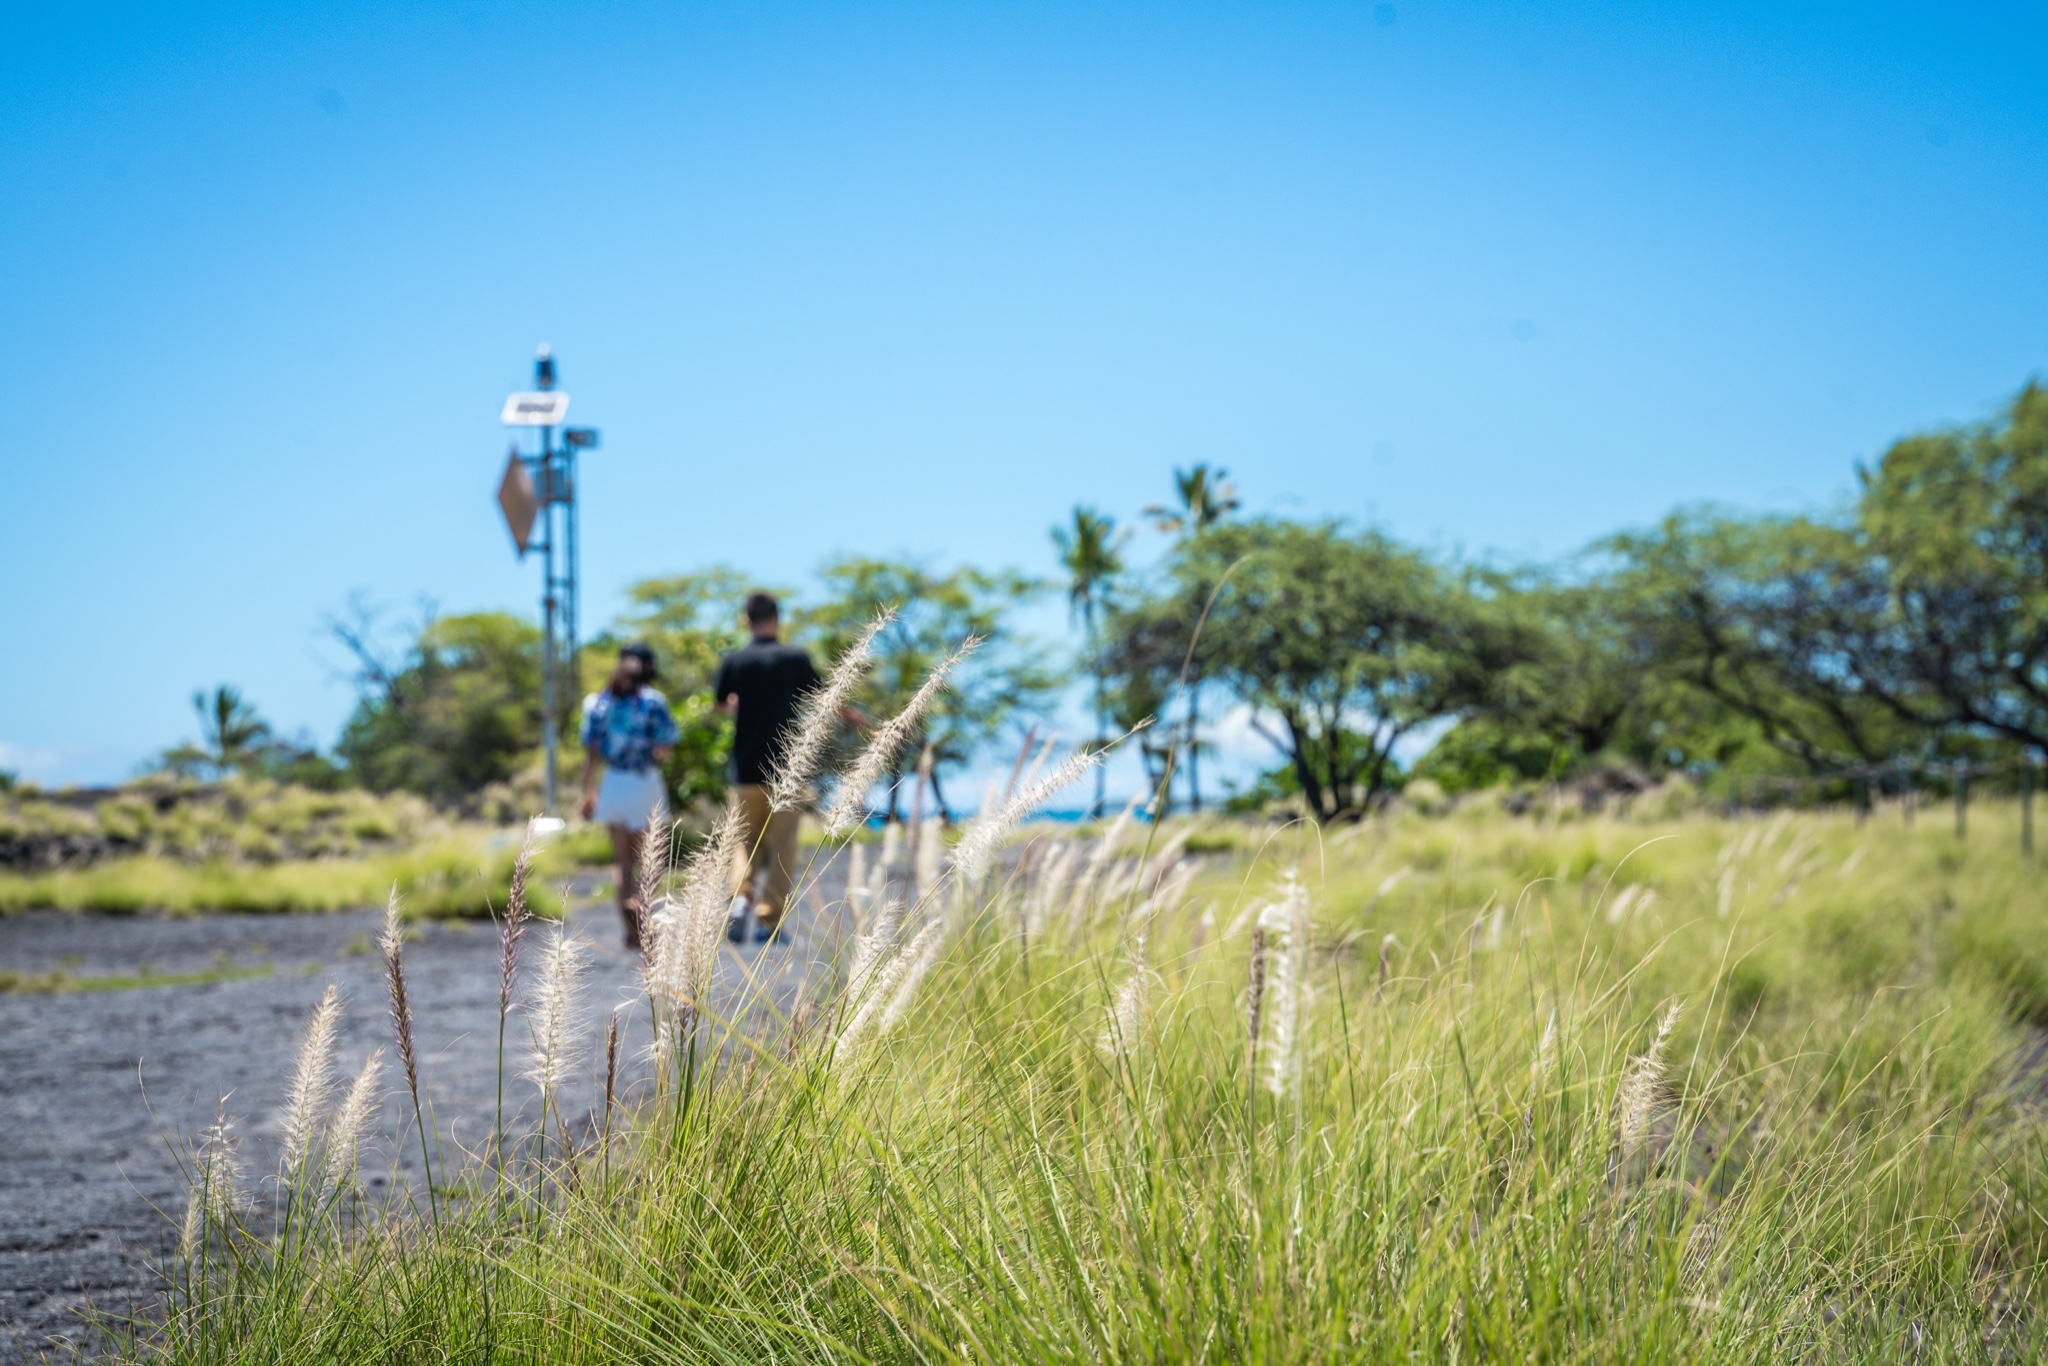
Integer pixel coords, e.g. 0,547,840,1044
0,859,854,1361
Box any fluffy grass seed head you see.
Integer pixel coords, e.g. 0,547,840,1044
767,609,892,813
524,924,588,1104
1618,1001,1683,1159
500,829,535,1018
321,1048,384,1193
953,745,1110,887
837,914,939,1061
913,815,946,903
1258,876,1311,1100
182,1102,243,1262
824,637,979,837
380,886,420,1104
876,918,948,1037
278,983,342,1182
1099,936,1151,1062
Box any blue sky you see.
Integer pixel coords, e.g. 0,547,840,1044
3,0,2045,788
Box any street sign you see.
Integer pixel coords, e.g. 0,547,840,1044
563,427,600,449
500,391,571,426
497,448,539,554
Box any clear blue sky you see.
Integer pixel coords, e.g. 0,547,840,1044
4,1,2044,786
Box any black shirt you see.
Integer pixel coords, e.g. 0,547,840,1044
714,639,823,785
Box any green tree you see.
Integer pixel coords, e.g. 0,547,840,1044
335,611,544,802
1142,463,1240,539
1177,519,1514,822
1051,506,1127,816
1857,381,2048,752
1140,463,1241,811
803,557,1055,821
1599,511,1930,779
191,685,271,774
156,686,350,789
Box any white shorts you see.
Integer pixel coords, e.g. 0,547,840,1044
594,767,667,831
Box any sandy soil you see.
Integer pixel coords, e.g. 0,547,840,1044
0,861,852,1361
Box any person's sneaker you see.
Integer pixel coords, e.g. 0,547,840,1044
755,920,790,946
724,895,753,945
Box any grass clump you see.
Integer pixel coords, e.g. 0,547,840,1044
129,694,2048,1363
0,836,571,919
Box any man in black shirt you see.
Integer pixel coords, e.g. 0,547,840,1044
713,592,860,944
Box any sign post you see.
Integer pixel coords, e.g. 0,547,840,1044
498,346,601,815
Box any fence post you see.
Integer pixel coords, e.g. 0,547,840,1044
1955,764,1968,839
1855,775,1868,826
2024,761,2035,860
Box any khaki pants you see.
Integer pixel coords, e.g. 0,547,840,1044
729,783,801,928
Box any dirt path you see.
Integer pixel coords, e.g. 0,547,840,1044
0,858,853,1361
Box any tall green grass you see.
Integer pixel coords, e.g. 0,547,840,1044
134,801,2048,1362
0,836,568,918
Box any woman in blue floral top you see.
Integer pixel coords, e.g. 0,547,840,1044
578,642,681,949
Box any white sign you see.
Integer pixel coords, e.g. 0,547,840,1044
500,391,571,426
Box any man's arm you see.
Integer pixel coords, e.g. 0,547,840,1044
712,657,738,717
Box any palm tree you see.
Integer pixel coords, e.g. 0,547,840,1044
1142,464,1241,813
193,685,272,776
1143,463,1240,539
1052,506,1126,817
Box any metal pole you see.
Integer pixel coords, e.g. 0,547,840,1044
565,444,580,723
1955,763,1967,839
539,421,558,816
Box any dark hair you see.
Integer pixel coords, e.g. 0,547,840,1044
745,592,780,627
619,641,658,679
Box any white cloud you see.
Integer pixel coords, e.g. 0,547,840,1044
0,740,149,789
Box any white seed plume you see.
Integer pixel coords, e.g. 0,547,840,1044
1023,838,1079,940
1370,867,1412,906
913,815,946,902
1476,895,1505,953
846,842,870,912
825,640,978,836
524,926,589,1104
648,805,747,1018
322,1048,384,1193
1099,937,1151,1061
768,609,893,813
278,984,342,1182
844,897,905,1012
210,1116,247,1219
179,1189,204,1265
837,915,939,1058
876,919,948,1036
1532,1009,1557,1082
1606,883,1650,925
1618,1001,1683,1159
1069,794,1144,939
878,818,902,879
954,746,1108,886
1259,876,1311,1100
183,1103,242,1263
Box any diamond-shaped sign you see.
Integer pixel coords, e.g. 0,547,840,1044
497,449,538,555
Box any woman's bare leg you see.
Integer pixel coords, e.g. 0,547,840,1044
609,823,646,949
